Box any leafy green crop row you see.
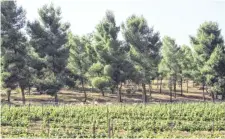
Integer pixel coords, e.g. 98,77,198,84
1,102,225,138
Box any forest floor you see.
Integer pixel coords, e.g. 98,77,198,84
0,80,214,105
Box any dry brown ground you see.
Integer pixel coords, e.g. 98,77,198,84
0,80,213,105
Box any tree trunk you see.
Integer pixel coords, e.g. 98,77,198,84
186,80,188,93
100,89,104,96
81,78,87,102
157,78,159,88
20,87,26,105
149,83,152,98
211,91,215,102
181,77,183,96
55,93,58,104
142,83,147,103
202,83,205,101
170,87,172,102
174,79,176,98
7,89,11,102
169,77,173,102
160,78,162,94
28,85,31,95
117,83,122,102
193,81,194,87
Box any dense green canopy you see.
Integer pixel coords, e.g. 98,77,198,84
1,2,224,104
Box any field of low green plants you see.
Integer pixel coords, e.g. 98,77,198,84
1,102,225,138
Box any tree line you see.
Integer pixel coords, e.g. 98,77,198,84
1,1,225,104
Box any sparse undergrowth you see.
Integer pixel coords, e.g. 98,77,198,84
0,81,214,105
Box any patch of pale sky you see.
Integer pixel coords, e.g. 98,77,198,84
17,0,225,46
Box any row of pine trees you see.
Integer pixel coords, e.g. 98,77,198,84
1,1,225,104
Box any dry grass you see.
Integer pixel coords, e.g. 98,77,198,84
0,80,213,105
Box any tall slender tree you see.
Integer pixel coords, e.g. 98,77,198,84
191,21,224,101
27,4,70,103
1,1,31,104
122,15,161,103
67,33,91,102
159,36,180,98
177,45,194,94
203,45,225,101
91,11,128,102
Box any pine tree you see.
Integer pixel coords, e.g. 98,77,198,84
159,36,180,99
1,1,30,104
67,33,92,102
91,11,122,100
122,15,161,103
203,46,225,100
27,4,70,103
177,45,194,94
191,21,224,101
